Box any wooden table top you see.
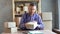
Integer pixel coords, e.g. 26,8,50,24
1,28,56,34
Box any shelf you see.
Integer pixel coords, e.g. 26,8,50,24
14,0,39,2
15,15,22,17
12,0,41,21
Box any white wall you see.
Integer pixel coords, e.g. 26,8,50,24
0,0,13,33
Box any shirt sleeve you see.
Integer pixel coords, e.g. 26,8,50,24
37,15,44,29
19,15,26,29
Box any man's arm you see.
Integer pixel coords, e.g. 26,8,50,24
19,15,26,29
37,15,44,30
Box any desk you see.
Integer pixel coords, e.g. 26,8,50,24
2,28,56,34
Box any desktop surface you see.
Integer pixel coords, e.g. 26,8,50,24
2,28,56,34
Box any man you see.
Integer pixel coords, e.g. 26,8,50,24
19,3,44,30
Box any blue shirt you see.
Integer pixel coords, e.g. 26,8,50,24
19,13,44,30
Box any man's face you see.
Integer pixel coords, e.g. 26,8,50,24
28,5,36,14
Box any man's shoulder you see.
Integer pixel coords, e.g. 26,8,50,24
34,13,42,18
24,13,28,15
34,13,40,16
22,13,28,16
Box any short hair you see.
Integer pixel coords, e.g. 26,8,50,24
30,3,36,6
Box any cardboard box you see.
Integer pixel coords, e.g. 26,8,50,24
11,27,17,33
8,22,16,28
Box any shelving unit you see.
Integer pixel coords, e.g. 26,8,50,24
12,0,41,26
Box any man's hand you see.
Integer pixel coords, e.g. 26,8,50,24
25,23,27,27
